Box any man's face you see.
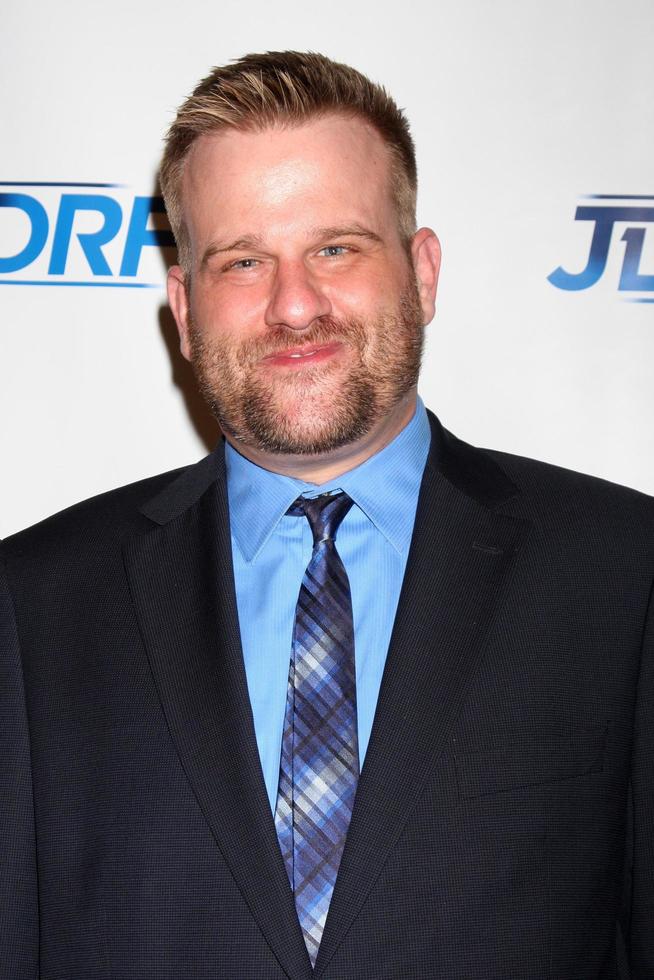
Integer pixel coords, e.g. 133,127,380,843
168,114,440,461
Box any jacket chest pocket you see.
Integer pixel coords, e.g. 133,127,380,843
453,728,608,800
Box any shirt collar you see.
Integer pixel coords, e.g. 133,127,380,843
225,397,431,563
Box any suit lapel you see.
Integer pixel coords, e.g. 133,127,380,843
314,418,531,976
121,418,530,979
123,450,313,980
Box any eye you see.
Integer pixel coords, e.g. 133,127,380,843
225,257,259,271
318,245,349,258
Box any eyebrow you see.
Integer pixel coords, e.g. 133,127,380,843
309,224,384,244
202,236,264,265
201,223,383,266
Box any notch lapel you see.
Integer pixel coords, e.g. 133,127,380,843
123,452,313,980
314,421,530,977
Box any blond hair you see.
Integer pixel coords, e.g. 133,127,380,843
160,51,417,270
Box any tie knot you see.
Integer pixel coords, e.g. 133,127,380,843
288,492,354,547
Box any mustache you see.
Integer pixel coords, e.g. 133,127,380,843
236,316,368,365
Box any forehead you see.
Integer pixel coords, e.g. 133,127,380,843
180,114,396,242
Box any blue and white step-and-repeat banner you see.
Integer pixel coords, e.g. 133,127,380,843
2,0,652,536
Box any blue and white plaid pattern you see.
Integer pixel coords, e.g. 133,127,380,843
274,492,359,967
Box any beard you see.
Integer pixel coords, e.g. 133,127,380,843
187,277,424,457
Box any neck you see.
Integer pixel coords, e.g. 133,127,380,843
225,390,418,484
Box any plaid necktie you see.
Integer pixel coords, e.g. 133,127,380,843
274,491,359,967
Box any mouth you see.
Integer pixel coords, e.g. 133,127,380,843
261,341,343,369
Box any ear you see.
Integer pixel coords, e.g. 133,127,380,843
410,228,441,325
167,265,193,362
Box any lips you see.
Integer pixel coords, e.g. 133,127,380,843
261,341,343,367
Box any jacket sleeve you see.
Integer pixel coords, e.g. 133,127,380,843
628,573,654,977
0,545,39,978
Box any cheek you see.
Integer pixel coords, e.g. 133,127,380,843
190,285,265,341
327,282,382,319
328,264,408,317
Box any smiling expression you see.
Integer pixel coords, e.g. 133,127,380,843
167,114,440,471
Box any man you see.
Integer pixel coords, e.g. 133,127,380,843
1,51,652,980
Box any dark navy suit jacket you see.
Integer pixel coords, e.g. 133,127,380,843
2,413,653,979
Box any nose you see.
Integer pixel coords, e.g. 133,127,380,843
264,260,332,330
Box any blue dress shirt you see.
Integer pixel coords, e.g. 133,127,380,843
225,399,431,811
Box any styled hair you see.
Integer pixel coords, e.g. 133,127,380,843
160,51,417,270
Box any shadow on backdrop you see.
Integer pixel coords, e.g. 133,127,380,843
152,173,220,454
158,304,220,454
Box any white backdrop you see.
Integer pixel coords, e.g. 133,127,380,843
2,0,653,538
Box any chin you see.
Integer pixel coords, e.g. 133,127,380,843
248,405,374,457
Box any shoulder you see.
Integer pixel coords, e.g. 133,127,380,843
482,443,654,564
432,416,654,556
1,460,207,564
486,443,653,516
